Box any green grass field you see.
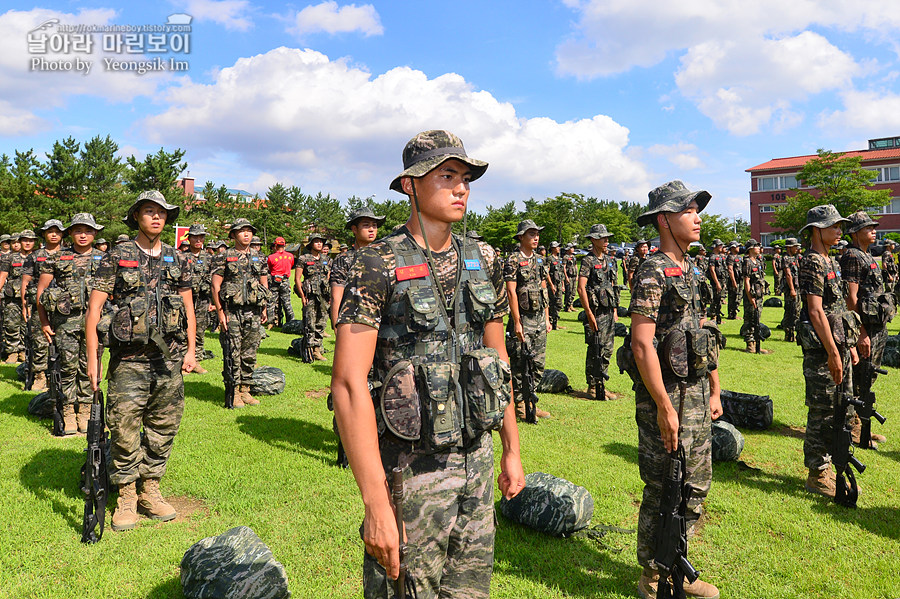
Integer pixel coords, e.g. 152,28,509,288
1,284,898,599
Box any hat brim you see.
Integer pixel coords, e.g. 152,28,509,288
636,189,711,227
65,223,104,234
846,218,879,235
229,224,258,237
346,214,387,230
586,231,613,239
799,215,850,234
123,198,180,230
515,226,544,238
390,154,488,193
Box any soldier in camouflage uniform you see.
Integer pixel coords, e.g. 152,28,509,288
0,230,36,363
629,181,722,599
331,130,525,599
563,244,578,310
741,239,771,353
781,238,801,341
185,224,212,373
694,245,712,316
22,220,67,390
842,211,892,448
578,224,619,401
506,219,552,421
86,190,197,531
211,218,269,407
36,214,105,434
627,239,649,292
0,234,9,255
329,207,385,327
295,233,330,361
772,246,783,295
883,240,898,305
706,240,725,323
94,238,109,253
796,205,856,497
547,241,567,330
725,241,742,319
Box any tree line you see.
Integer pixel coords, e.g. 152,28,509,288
6,133,830,250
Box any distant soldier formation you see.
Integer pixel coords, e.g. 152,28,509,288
4,130,898,599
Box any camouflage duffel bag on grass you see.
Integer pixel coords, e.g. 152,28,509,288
712,420,745,462
719,389,773,430
500,472,593,536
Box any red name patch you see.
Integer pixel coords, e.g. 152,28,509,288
594,264,603,269
664,267,683,277
226,257,239,262
118,259,138,267
36,256,47,262
306,261,316,265
827,271,836,279
396,263,429,281
11,262,22,267
60,255,73,261
871,262,878,269
519,261,529,266
752,267,758,272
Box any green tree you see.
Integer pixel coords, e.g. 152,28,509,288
39,136,85,220
1,150,42,231
80,135,128,238
773,149,891,235
124,147,188,206
479,201,519,250
698,213,749,246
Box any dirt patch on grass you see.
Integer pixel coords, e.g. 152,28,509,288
773,424,806,440
167,495,210,522
305,388,330,400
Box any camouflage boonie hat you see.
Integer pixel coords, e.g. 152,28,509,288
712,238,724,248
634,239,649,248
123,190,179,230
339,243,348,250
250,236,262,246
549,241,561,248
466,230,484,241
304,232,327,248
216,240,228,249
66,213,104,233
0,234,10,244
744,238,760,249
784,237,801,247
637,180,711,227
94,238,107,245
188,223,208,236
345,206,386,229
39,219,66,233
845,210,879,235
9,232,20,241
390,130,488,193
515,219,544,238
585,224,613,239
229,218,257,236
799,204,849,234
116,234,131,244
19,229,38,240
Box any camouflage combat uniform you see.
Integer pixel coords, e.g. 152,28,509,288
726,251,742,319
882,247,898,304
93,241,192,485
580,251,616,388
185,249,212,361
842,243,893,382
708,251,726,323
741,256,766,343
212,247,267,388
1,251,28,357
24,247,59,377
627,254,647,291
298,252,329,350
694,253,712,315
799,252,851,471
773,251,783,294
505,249,547,400
547,252,566,328
629,253,713,569
40,247,105,410
563,252,577,310
781,251,801,338
338,226,510,599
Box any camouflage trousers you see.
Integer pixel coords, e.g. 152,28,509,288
726,284,738,319
773,270,782,294
192,298,210,361
303,293,328,349
271,278,294,325
222,307,261,386
363,433,495,599
106,355,185,485
51,312,94,408
802,348,852,470
509,311,546,401
852,322,887,397
549,280,565,327
2,299,24,355
635,377,712,568
709,287,723,322
27,307,49,373
781,293,800,334
564,274,576,310
741,298,761,343
584,308,614,386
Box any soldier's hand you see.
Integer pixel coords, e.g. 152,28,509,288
41,324,54,344
261,308,268,324
182,353,197,374
709,390,723,421
499,451,526,500
218,311,228,332
827,349,843,385
87,357,100,391
857,332,871,359
514,321,525,343
587,314,598,332
657,406,680,453
363,502,402,581
850,346,860,366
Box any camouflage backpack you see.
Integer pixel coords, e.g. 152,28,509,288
500,472,593,536
719,389,773,430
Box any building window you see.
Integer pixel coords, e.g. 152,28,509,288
869,137,900,150
877,197,900,214
873,166,900,183
757,175,797,191
760,205,776,213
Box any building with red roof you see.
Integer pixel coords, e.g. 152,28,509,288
747,136,900,244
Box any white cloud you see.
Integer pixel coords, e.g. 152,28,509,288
289,2,383,38
645,143,704,170
820,89,900,131
555,1,891,135
140,47,651,205
181,0,253,31
0,8,168,136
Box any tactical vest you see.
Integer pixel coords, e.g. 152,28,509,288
563,254,577,277
374,231,509,452
108,241,187,353
513,252,543,313
585,254,616,310
745,257,765,298
2,253,27,299
220,248,267,308
300,254,328,297
548,257,565,283
41,248,104,316
845,247,895,326
27,249,60,305
188,252,212,298
782,254,799,291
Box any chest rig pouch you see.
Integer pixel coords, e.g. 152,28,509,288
223,251,265,307
588,259,616,310
855,254,895,326
377,234,509,451
515,256,542,313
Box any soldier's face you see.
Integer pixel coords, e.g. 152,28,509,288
819,224,843,247
11,241,21,252
405,160,471,224
591,237,608,253
233,228,253,247
856,225,876,247
637,244,648,257
44,228,62,246
551,247,560,256
136,203,168,235
352,218,379,243
96,243,108,252
21,238,35,251
311,239,324,252
0,242,8,251
69,225,96,249
189,234,205,251
664,202,702,245
520,229,539,250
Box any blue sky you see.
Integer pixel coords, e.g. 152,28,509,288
2,1,900,222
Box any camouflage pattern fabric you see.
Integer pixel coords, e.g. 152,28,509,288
535,368,571,393
299,253,329,348
504,250,547,397
726,253,742,319
1,252,27,355
773,252,783,292
186,251,212,360
781,253,801,334
329,246,356,289
547,254,566,327
499,471,594,536
363,433,495,599
719,389,773,430
221,307,262,386
579,252,616,386
212,248,266,384
270,277,294,325
563,253,577,310
106,357,184,485
741,256,766,343
711,420,744,462
708,253,727,322
249,365,285,395
507,310,546,401
25,249,58,374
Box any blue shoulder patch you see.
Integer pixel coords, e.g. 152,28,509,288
693,267,701,275
92,255,102,260
537,258,543,264
251,257,259,261
163,256,174,262
464,259,481,271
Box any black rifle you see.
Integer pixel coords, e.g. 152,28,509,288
834,380,865,508
855,361,887,450
753,302,762,354
654,448,700,598
24,310,34,390
297,311,314,363
49,342,66,436
520,340,539,423
81,388,110,543
220,331,236,409
587,328,610,401
390,467,418,599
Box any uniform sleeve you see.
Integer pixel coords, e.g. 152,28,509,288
39,254,56,276
628,260,665,322
502,255,518,282
336,247,391,330
839,250,866,284
210,254,225,277
482,242,509,319
177,253,192,289
329,252,352,288
799,254,826,297
92,252,118,295
0,255,9,273
578,256,592,278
